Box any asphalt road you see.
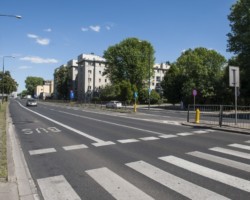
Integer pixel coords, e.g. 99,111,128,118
9,99,250,200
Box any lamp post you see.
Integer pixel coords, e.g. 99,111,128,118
2,56,15,103
148,50,151,110
0,14,22,19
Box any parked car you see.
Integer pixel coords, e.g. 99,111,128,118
106,101,122,109
26,98,37,107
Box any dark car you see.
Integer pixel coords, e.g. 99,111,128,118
26,98,37,106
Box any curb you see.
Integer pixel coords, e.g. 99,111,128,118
182,122,250,135
7,106,40,200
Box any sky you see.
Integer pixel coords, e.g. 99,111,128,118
1,0,237,93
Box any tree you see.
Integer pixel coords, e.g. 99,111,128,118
25,76,44,96
227,0,250,103
54,67,69,99
0,70,18,94
103,37,155,93
161,47,227,105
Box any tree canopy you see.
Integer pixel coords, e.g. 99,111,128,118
227,0,250,103
161,47,227,105
25,76,44,96
0,70,18,94
103,37,155,93
54,67,69,99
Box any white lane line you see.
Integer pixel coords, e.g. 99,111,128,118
126,160,229,200
117,139,140,144
228,143,250,151
139,137,159,141
37,175,81,200
29,148,56,155
86,167,154,200
62,144,88,151
58,110,166,136
192,130,208,134
159,155,250,192
245,140,250,143
92,141,115,147
210,147,250,159
187,151,250,172
17,101,112,144
158,134,178,139
177,132,194,136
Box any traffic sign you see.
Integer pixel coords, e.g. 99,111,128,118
192,89,197,96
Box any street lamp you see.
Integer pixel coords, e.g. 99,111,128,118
2,56,15,103
0,14,22,19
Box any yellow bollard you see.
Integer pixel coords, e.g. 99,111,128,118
195,109,200,123
134,103,137,112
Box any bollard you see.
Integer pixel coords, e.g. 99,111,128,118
134,103,137,112
195,109,200,123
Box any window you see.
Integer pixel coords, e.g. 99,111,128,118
88,86,91,90
99,71,102,74
105,79,107,83
88,70,92,74
156,76,161,81
99,78,101,82
88,78,92,82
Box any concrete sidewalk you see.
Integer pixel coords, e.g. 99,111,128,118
0,108,39,200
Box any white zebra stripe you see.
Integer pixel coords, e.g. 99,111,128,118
117,139,140,144
139,137,159,141
37,175,81,200
159,155,250,192
228,143,250,151
210,147,250,159
126,160,229,200
86,167,154,200
177,132,194,136
62,144,88,151
187,151,250,172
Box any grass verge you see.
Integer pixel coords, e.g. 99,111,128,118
0,102,7,181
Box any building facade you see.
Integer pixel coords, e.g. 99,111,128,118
77,53,110,102
35,80,54,99
152,63,170,90
67,59,78,98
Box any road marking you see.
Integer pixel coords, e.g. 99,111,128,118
126,160,229,200
159,155,250,192
192,130,208,134
92,141,115,147
187,151,250,172
228,143,250,151
86,167,154,200
210,147,250,159
139,136,159,141
62,144,88,151
17,101,112,144
37,175,81,200
58,110,166,136
117,139,140,144
158,134,178,139
246,140,250,143
29,148,56,155
177,132,194,136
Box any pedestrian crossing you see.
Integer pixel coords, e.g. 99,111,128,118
36,140,250,200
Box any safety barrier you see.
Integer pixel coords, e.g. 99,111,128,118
187,104,250,130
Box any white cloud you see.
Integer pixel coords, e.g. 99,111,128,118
44,28,52,32
36,38,50,45
27,34,38,39
106,26,111,30
27,33,50,46
81,27,89,32
20,56,58,64
89,25,100,32
18,66,32,70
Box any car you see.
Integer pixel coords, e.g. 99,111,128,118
106,101,122,109
26,98,37,107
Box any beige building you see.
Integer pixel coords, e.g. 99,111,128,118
152,63,170,90
35,80,54,99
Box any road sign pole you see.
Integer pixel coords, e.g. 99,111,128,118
233,69,237,125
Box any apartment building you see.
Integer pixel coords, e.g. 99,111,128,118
77,53,110,102
35,80,54,99
67,59,78,97
152,63,170,90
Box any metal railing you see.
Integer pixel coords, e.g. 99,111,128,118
187,104,250,130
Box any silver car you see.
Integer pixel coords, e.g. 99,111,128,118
106,101,122,109
26,98,37,107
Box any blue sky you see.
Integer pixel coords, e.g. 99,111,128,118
1,0,236,93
